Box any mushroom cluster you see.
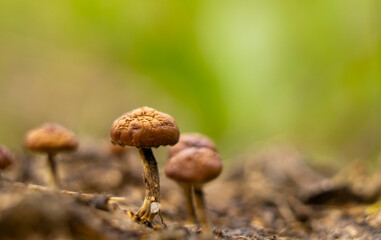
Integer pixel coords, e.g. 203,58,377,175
110,106,180,225
165,133,223,232
2,106,225,232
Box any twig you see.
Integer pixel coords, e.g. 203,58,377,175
158,210,167,229
10,181,126,203
234,236,250,240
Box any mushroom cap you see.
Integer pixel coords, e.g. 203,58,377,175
0,145,15,170
110,107,180,148
25,123,79,153
168,133,217,158
165,147,222,184
109,142,130,157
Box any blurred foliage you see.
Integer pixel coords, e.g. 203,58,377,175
0,0,380,162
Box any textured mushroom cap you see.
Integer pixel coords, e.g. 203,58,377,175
165,147,222,184
110,107,180,148
25,123,79,153
168,133,217,158
0,145,15,170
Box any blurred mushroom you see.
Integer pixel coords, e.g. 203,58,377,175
165,147,222,232
25,123,79,188
168,133,217,158
109,142,129,159
108,143,142,186
110,106,179,224
167,133,217,224
0,145,15,177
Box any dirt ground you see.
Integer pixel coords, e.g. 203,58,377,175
1,143,381,240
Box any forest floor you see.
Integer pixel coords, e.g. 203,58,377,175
1,143,381,240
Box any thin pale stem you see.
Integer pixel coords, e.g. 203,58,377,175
47,153,59,188
136,148,160,222
180,184,197,224
194,186,212,233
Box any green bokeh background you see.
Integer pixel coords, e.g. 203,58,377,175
0,0,380,163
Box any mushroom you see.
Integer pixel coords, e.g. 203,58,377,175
168,133,217,158
165,147,222,232
108,142,142,186
24,123,79,188
109,143,129,159
167,133,217,224
0,145,15,177
110,106,179,224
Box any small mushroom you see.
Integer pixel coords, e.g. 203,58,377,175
0,145,15,177
110,106,179,224
165,147,222,232
167,133,217,224
168,133,217,158
24,123,79,188
109,143,129,159
108,142,141,186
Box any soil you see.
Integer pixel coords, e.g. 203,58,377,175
1,143,381,240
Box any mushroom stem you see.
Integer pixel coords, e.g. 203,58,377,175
136,148,160,221
193,186,212,233
47,153,59,188
180,183,197,224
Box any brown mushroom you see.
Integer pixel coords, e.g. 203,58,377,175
165,147,222,232
25,123,79,188
168,133,217,158
167,133,217,224
108,142,141,186
0,145,15,177
110,106,179,224
109,143,129,159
